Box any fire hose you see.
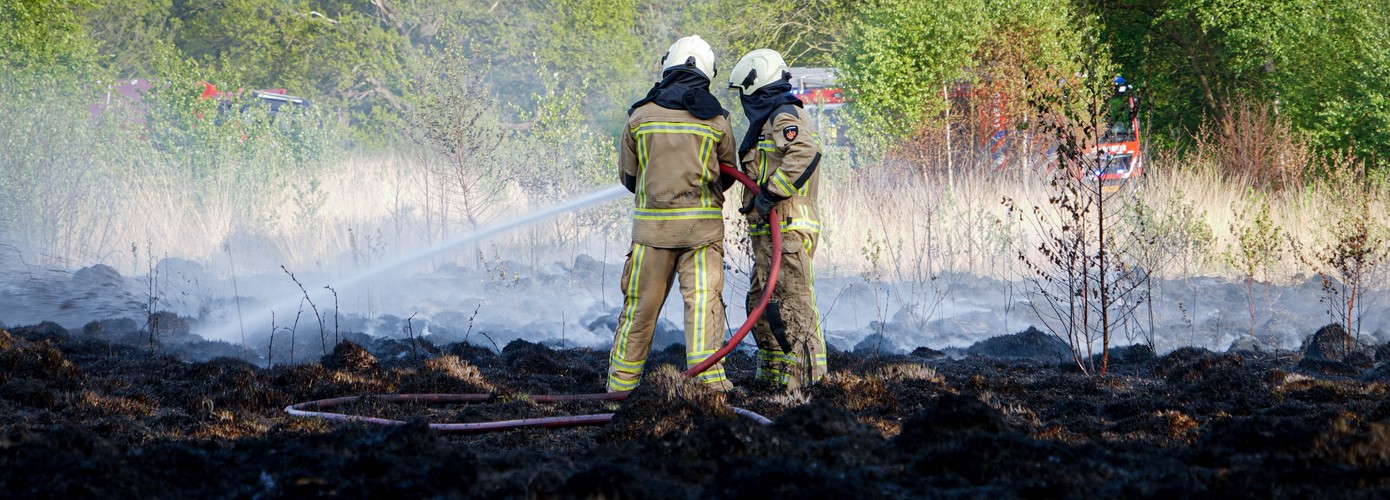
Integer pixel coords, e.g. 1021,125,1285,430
285,165,782,431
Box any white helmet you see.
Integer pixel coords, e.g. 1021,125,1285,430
662,35,716,79
728,49,789,96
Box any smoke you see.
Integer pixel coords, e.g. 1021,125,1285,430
5,216,1387,362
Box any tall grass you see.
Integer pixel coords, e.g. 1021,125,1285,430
3,76,1383,307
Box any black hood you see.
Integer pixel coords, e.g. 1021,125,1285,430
628,68,726,120
738,81,803,155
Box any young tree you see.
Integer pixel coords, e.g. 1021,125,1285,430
1006,48,1146,376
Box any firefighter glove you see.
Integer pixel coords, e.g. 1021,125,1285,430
740,192,779,219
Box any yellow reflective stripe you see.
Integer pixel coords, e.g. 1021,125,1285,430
697,370,727,383
686,350,717,361
757,150,770,184
770,170,796,196
808,238,825,355
614,245,647,356
699,137,713,208
757,350,801,364
634,207,723,220
756,369,790,383
636,133,650,208
749,218,822,236
757,140,776,151
608,375,640,391
694,245,706,354
631,122,724,141
609,355,644,371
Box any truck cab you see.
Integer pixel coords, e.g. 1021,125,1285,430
1088,77,1143,193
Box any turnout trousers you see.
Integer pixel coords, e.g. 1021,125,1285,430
747,229,826,390
607,241,732,392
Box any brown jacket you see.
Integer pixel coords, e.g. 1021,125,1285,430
621,103,738,248
741,105,822,236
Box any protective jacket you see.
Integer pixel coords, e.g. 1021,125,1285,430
740,103,827,389
621,101,738,249
609,72,739,393
741,104,821,237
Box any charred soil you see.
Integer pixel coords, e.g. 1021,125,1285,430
3,322,1390,498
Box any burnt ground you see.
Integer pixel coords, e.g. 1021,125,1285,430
4,321,1390,498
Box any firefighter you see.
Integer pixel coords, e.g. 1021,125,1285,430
729,49,826,390
607,35,739,393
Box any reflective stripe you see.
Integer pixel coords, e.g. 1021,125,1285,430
697,369,727,384
808,240,826,363
609,355,645,371
756,141,774,184
756,368,790,384
757,350,801,364
694,245,707,355
749,218,822,236
686,350,717,361
608,375,640,391
698,137,713,208
631,122,724,142
634,207,723,220
614,245,647,357
636,132,650,208
770,170,796,197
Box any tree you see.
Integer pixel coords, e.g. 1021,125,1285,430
172,0,411,123
1,0,97,73
78,0,180,78
837,0,1088,150
1275,2,1390,168
838,0,991,142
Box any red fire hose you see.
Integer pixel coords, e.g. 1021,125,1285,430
286,165,782,432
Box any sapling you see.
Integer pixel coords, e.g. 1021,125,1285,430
267,311,276,369
289,298,305,364
1298,163,1390,344
1223,191,1283,337
282,265,327,354
1007,52,1146,376
326,285,340,347
404,313,419,361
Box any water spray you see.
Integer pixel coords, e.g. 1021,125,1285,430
286,165,783,431
207,184,631,343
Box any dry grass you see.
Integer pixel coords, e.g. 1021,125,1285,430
7,140,1384,293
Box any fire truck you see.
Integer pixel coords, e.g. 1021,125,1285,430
92,79,308,123
787,67,849,145
199,82,309,117
781,68,1143,189
1088,77,1143,193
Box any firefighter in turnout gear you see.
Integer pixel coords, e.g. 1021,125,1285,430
608,35,739,393
729,49,826,390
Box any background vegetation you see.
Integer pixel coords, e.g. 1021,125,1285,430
1,0,1386,300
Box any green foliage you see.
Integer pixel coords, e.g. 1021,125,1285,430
1301,163,1390,339
173,0,410,118
511,79,625,238
0,35,343,257
837,0,1089,150
0,0,97,73
1094,0,1389,166
1223,190,1285,336
838,0,990,141
1275,2,1390,167
406,45,509,232
77,0,179,77
0,71,116,257
1224,190,1284,283
691,0,855,67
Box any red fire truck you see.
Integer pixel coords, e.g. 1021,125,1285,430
788,67,850,145
1088,77,1143,193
